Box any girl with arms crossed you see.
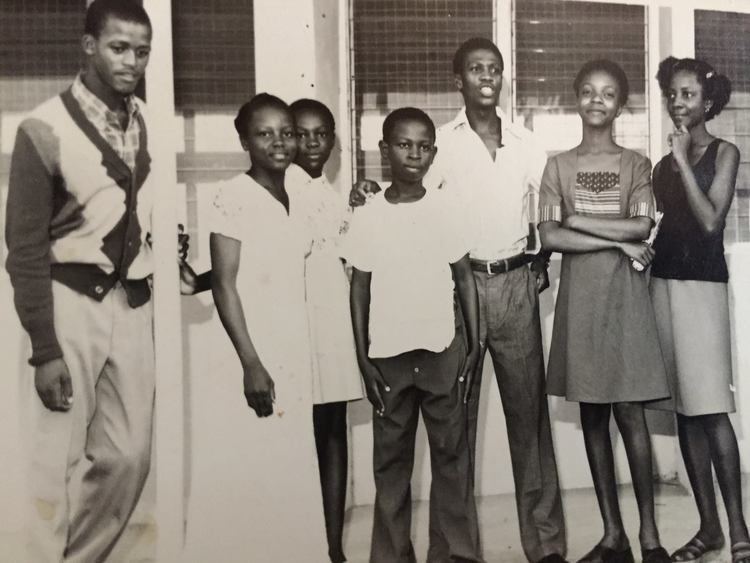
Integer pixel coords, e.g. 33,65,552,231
539,60,670,563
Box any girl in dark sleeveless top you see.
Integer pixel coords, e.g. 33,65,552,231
649,57,750,563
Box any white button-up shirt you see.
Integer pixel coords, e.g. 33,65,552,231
425,107,548,261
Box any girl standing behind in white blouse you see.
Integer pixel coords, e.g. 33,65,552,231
288,99,364,563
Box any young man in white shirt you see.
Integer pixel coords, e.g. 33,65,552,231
346,107,483,563
350,38,567,563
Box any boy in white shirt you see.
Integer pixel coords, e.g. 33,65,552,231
346,107,483,563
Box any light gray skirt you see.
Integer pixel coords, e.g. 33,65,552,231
648,277,735,415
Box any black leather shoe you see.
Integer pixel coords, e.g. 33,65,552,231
576,544,635,563
537,554,569,563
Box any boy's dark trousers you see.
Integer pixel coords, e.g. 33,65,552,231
369,333,483,563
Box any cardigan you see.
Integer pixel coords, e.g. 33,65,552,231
5,87,156,366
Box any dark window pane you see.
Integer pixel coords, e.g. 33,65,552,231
171,0,254,111
513,0,648,156
0,0,84,111
696,10,750,243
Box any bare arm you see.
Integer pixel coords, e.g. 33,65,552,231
349,267,372,365
539,221,622,253
210,233,274,417
350,267,387,414
563,214,653,242
450,254,480,403
672,131,739,236
451,255,479,354
539,221,655,266
180,268,212,295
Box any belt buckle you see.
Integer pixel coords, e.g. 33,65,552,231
486,261,492,275
502,258,509,272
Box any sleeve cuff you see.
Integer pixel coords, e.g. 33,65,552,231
23,313,63,367
29,348,64,367
539,205,562,223
629,201,654,219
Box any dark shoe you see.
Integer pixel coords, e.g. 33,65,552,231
671,536,725,562
576,544,634,563
731,541,750,563
537,554,569,563
642,547,671,563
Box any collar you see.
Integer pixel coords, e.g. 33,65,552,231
71,73,140,125
447,106,526,143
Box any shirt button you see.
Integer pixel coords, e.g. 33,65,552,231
94,285,104,295
414,367,419,373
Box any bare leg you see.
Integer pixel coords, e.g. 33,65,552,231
580,402,629,550
612,402,660,550
313,402,349,562
676,413,724,546
701,413,750,546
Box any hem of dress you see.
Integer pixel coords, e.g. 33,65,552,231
645,401,737,416
547,391,672,404
313,394,365,405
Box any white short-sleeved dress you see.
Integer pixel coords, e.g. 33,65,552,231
287,164,364,405
183,173,328,563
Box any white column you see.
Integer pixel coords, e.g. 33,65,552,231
142,2,185,561
336,0,353,196
669,5,695,58
647,6,665,164
253,0,318,100
495,0,513,117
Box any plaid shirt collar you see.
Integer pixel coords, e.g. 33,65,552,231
70,73,140,134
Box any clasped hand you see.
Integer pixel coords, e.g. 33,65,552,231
35,358,73,412
619,241,655,267
668,124,691,164
349,179,381,207
243,360,276,418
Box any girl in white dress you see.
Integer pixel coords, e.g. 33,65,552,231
287,99,364,563
183,93,328,562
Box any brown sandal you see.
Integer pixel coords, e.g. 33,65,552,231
732,542,750,563
670,536,724,562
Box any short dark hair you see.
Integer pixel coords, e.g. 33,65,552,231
290,99,335,131
382,107,435,144
85,0,152,38
573,59,630,106
234,93,291,138
452,37,503,75
656,56,732,121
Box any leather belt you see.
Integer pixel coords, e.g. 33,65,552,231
470,253,532,275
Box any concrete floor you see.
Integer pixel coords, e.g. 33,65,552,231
2,480,747,562
343,482,743,563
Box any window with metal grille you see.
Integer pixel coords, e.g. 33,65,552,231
350,0,493,183
695,9,750,244
0,1,86,269
171,0,254,112
512,0,648,157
